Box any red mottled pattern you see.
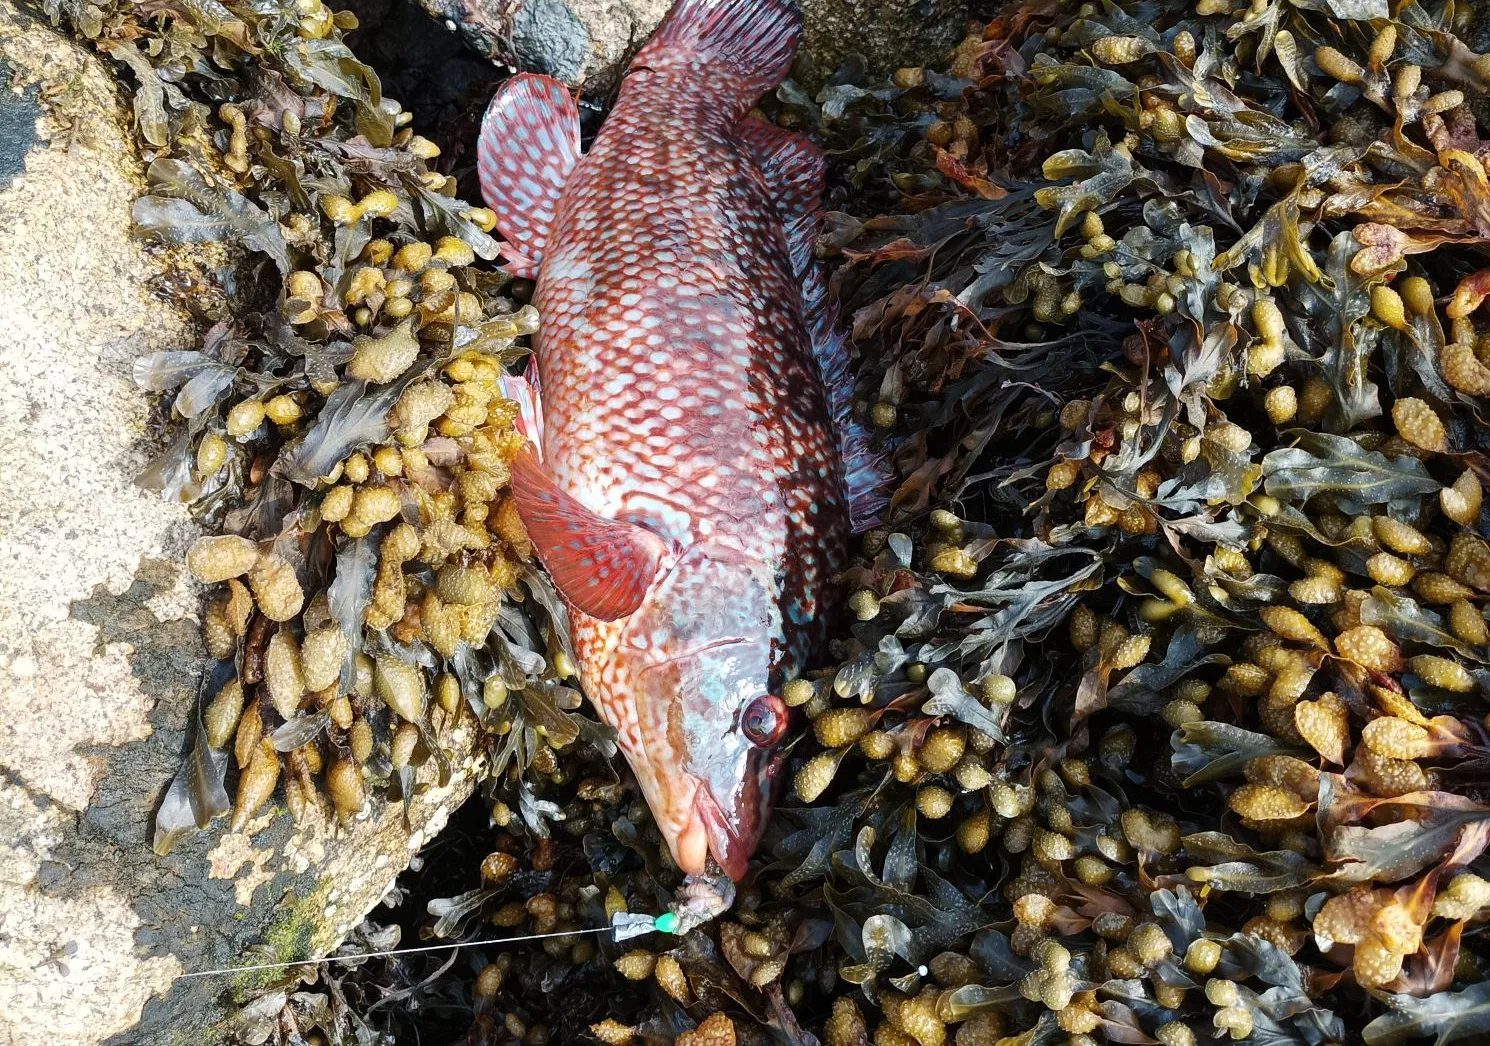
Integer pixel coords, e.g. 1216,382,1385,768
539,92,844,654
474,75,581,279
479,0,881,879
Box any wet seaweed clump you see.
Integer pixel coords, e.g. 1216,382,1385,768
739,0,1490,1043
28,0,609,870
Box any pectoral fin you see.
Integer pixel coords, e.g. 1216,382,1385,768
510,446,665,621
497,372,545,451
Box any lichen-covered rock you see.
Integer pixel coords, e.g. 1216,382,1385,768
0,5,480,1044
0,5,208,1038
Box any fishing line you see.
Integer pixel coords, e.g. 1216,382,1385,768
177,911,680,980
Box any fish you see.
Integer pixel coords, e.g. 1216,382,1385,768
476,0,887,880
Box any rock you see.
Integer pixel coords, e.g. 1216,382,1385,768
415,0,673,93
0,4,481,1044
406,0,969,95
798,0,971,89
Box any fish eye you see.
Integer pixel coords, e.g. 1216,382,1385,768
741,694,789,747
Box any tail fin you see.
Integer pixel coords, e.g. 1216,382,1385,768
632,0,802,97
477,73,582,280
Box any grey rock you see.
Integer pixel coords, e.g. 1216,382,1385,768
513,0,593,83
410,0,968,94
798,0,971,89
0,4,480,1043
415,0,672,94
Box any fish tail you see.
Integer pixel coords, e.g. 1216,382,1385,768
633,0,802,99
477,73,582,279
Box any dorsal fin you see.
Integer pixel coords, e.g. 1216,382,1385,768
801,265,892,533
509,445,667,621
738,115,892,531
477,73,582,280
738,116,825,279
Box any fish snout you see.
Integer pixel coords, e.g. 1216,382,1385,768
691,783,754,882
689,740,786,881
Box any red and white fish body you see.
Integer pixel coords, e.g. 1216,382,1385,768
478,0,885,879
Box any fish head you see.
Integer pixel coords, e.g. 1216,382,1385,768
626,541,790,880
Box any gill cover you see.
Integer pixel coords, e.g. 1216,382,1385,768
629,543,786,878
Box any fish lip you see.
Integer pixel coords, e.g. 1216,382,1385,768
692,784,751,881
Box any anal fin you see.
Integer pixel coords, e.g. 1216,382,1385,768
510,446,667,622
737,116,825,279
477,73,582,280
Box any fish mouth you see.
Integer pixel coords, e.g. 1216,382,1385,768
690,784,751,881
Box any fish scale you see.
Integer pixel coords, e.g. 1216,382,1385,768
478,0,886,880
542,102,839,637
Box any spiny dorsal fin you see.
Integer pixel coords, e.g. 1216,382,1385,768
802,263,893,534
737,116,825,279
510,446,667,621
739,115,893,531
477,73,581,280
